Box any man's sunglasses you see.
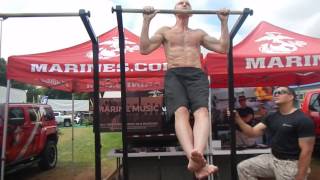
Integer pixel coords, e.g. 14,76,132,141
273,89,290,96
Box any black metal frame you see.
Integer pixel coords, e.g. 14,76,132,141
111,7,245,15
228,8,253,180
114,6,129,180
79,11,102,180
112,6,253,180
0,10,103,180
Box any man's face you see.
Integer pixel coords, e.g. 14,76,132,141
174,0,192,17
175,0,192,10
238,99,246,107
272,87,293,105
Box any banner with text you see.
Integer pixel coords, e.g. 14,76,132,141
99,96,164,132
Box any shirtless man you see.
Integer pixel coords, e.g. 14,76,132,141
140,0,229,179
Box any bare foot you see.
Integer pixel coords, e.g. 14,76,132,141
187,150,206,172
195,164,218,179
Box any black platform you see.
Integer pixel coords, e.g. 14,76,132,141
108,147,270,180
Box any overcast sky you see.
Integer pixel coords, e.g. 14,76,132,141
0,0,319,60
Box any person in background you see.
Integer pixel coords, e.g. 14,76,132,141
235,86,315,180
237,95,256,126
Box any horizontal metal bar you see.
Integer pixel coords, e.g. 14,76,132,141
112,7,252,15
0,10,90,18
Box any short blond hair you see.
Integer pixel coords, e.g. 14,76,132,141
174,0,192,9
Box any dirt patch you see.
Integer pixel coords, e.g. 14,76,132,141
309,158,320,180
5,164,116,180
5,157,320,179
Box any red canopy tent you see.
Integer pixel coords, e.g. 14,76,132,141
205,21,320,88
7,27,166,92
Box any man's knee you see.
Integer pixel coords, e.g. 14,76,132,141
175,106,189,116
237,160,249,172
193,107,208,116
174,106,189,120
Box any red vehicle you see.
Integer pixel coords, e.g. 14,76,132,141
300,89,320,153
0,103,58,173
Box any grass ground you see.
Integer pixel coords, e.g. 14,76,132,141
57,126,122,166
5,126,122,180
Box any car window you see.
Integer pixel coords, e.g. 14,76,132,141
28,107,40,122
44,107,55,121
0,104,4,125
9,107,25,122
310,94,320,112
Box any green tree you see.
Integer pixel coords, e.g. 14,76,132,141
38,88,90,100
0,58,6,86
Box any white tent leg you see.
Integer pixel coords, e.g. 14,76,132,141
72,93,74,163
1,80,11,180
70,93,75,176
207,77,214,180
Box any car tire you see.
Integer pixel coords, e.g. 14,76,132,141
39,141,57,170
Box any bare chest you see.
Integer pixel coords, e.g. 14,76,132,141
164,30,202,46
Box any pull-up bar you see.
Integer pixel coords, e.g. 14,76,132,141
112,7,253,15
0,11,90,18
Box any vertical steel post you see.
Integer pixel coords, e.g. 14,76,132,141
228,8,253,180
115,5,129,180
79,9,101,180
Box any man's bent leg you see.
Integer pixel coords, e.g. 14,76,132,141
237,154,274,180
273,158,300,180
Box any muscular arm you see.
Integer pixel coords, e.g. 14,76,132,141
201,16,229,53
295,137,315,180
140,19,165,55
201,23,229,53
235,112,266,137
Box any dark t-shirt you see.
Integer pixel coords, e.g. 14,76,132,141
261,109,315,160
237,106,256,127
237,106,254,118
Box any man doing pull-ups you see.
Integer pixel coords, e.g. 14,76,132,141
140,0,230,178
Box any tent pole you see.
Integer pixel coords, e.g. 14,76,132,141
207,76,214,180
71,93,74,165
114,6,129,180
79,10,101,180
227,8,253,180
0,18,5,58
1,80,11,180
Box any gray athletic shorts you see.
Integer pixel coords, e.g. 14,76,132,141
164,67,209,122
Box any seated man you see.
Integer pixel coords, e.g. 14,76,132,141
235,86,315,180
